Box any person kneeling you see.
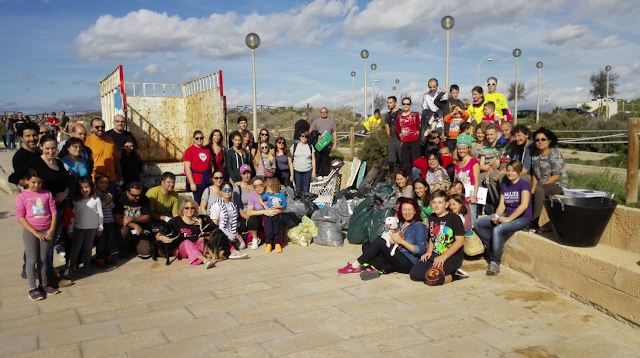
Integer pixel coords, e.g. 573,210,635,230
410,190,468,285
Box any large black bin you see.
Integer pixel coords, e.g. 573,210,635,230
544,195,617,247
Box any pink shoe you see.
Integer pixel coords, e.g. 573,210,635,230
337,263,362,275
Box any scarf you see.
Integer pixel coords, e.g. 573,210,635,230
216,197,237,235
472,96,484,106
423,90,442,112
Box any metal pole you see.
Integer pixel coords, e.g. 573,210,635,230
352,76,355,114
477,59,483,86
364,59,367,120
371,69,375,115
514,57,519,124
626,117,639,204
606,69,610,120
251,49,258,141
445,29,450,90
536,66,541,124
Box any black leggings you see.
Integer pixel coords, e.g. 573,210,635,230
410,253,462,285
401,140,421,174
358,237,414,274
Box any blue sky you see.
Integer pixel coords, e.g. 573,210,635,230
1,0,639,116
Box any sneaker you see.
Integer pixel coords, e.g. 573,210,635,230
204,259,214,269
105,256,114,264
238,239,246,250
250,238,261,250
337,263,362,275
229,252,249,259
66,268,75,277
486,262,500,276
58,252,66,262
360,269,381,281
41,285,60,295
275,244,282,253
29,288,44,301
97,259,106,269
265,244,272,253
454,268,470,279
21,265,27,279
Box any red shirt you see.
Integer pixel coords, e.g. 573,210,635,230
413,155,455,179
480,114,501,129
47,117,60,131
184,145,211,184
396,111,420,142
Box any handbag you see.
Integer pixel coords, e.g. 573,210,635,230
463,230,485,256
261,156,275,178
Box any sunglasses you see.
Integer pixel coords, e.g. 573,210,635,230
260,133,269,136
402,103,411,106
300,135,307,138
39,131,48,134
253,184,264,188
221,188,233,193
261,146,269,149
277,141,284,144
128,192,141,198
184,207,196,210
487,83,497,86
94,126,105,129
213,176,224,180
194,136,204,140
534,138,549,142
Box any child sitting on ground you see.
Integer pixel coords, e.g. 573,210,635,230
257,178,288,253
480,101,501,129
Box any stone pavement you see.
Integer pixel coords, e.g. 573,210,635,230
0,149,639,357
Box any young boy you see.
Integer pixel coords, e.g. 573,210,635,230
257,178,288,253
228,116,249,145
481,102,501,129
409,190,467,285
443,105,469,151
95,172,115,266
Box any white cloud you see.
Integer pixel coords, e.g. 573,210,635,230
75,0,357,62
598,35,626,49
144,64,162,75
543,24,589,45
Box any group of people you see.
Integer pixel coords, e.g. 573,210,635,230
2,112,71,151
337,77,568,282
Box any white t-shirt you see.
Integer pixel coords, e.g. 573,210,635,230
291,143,315,172
208,200,237,232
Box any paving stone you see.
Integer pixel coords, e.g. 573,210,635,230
39,320,122,348
211,281,273,298
472,324,563,352
413,314,493,341
465,302,549,328
544,335,635,358
336,295,409,317
347,325,430,354
187,294,258,318
342,277,410,299
64,279,133,297
260,330,344,356
38,292,110,314
2,316,80,337
280,340,360,358
1,343,82,358
162,312,241,342
79,302,152,324
330,313,403,339
103,282,170,302
149,291,215,311
263,273,322,288
288,289,358,310
0,332,37,356
0,308,78,330
117,307,195,333
212,344,272,358
381,302,454,326
247,285,313,304
128,335,219,358
529,311,621,338
300,276,364,293
80,328,168,357
0,303,39,322
386,285,456,305
208,320,292,351
230,300,302,325
404,335,503,357
277,307,353,333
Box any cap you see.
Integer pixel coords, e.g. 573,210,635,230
240,164,252,174
456,138,472,148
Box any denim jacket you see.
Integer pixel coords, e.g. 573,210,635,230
399,220,428,264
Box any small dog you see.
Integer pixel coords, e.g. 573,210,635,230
151,222,184,265
381,216,402,256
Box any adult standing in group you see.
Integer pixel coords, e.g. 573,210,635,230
290,132,316,193
257,129,274,150
241,130,256,160
119,138,144,190
59,123,94,175
106,114,137,152
6,114,16,150
200,170,224,217
310,107,337,177
293,111,310,144
467,86,487,124
146,172,179,225
1,115,7,151
454,138,480,223
184,130,212,204
254,140,276,177
274,137,294,187
484,77,509,120
228,116,248,145
46,113,59,138
14,113,26,147
59,111,70,142
397,97,421,174
475,160,532,276
530,127,568,232
38,125,49,142
114,181,152,258
246,177,282,250
421,79,443,138
84,118,123,193
385,96,402,176
226,132,251,185
233,164,254,238
207,129,226,177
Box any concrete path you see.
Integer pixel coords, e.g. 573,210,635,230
1,149,639,357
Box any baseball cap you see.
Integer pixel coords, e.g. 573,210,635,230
240,164,252,174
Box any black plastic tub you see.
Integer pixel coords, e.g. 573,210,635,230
544,195,617,247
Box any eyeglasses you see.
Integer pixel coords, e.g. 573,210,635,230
194,136,204,140
94,126,105,129
534,138,549,143
260,133,269,136
221,188,233,193
487,83,497,86
128,192,141,198
184,207,196,210
39,131,48,134
213,176,224,180
277,141,284,144
261,146,269,149
300,135,307,138
253,184,264,188
402,103,411,106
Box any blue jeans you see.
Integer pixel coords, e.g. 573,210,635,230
6,132,15,150
411,167,422,181
469,203,477,227
474,215,531,265
294,170,312,193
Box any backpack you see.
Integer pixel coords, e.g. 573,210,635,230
292,142,313,157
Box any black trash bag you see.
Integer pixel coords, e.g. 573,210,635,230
347,195,396,244
334,187,359,203
298,191,318,201
281,212,302,235
356,184,377,199
314,221,344,247
311,206,341,223
301,197,319,217
334,196,356,230
282,186,296,199
286,199,308,218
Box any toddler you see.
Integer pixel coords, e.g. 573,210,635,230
257,178,287,253
480,101,501,129
67,176,103,275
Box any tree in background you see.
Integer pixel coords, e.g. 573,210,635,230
373,94,386,113
579,103,592,111
507,82,527,101
589,70,619,98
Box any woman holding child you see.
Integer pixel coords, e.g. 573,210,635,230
246,177,283,250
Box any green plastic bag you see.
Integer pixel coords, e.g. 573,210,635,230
287,216,318,247
315,131,333,151
347,196,375,244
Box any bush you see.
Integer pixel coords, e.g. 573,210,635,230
356,128,388,166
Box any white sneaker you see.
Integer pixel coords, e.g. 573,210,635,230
455,268,469,278
250,238,261,250
58,252,66,262
229,252,248,259
204,259,214,269
238,240,246,250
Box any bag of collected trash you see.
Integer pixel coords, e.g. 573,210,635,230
311,206,341,223
287,216,318,247
347,195,396,244
286,199,308,218
280,212,301,236
313,221,344,247
334,196,356,230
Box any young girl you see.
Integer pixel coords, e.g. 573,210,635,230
443,105,469,151
95,172,115,267
395,170,414,198
257,178,287,253
119,138,144,190
67,176,103,275
207,129,226,178
409,190,467,286
209,181,248,259
15,169,59,300
413,178,432,224
448,194,473,235
254,140,276,178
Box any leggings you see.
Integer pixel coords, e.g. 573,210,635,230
532,183,564,226
23,228,51,290
96,222,114,260
400,140,421,174
410,253,463,285
69,228,98,271
174,239,206,265
358,237,414,274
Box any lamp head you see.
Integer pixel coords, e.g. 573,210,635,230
536,61,543,69
395,79,399,84
360,50,369,59
513,48,521,58
351,71,356,77
371,64,377,71
245,33,260,49
393,86,396,91
441,16,455,30
605,65,611,72
487,58,493,62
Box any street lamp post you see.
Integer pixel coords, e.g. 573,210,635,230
393,86,397,95
477,58,493,86
441,16,455,90
605,65,611,120
361,50,369,120
371,64,377,114
536,61,543,123
545,100,548,113
351,71,356,115
245,33,261,141
513,48,522,124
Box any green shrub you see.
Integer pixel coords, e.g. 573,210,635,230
356,128,388,166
